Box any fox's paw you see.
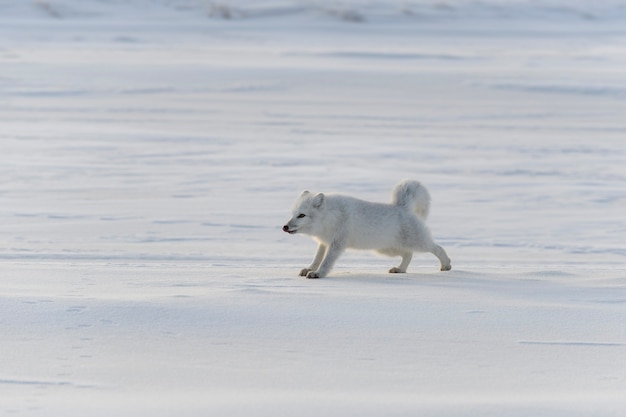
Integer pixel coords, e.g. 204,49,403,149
306,271,320,279
299,268,312,277
440,264,452,271
388,267,406,274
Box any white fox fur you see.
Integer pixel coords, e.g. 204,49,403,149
282,180,451,278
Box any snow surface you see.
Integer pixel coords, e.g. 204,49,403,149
1,1,626,416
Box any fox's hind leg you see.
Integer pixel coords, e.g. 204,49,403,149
389,251,413,273
430,244,451,271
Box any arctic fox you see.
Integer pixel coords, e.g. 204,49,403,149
282,180,451,278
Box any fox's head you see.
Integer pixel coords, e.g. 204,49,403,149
282,191,325,235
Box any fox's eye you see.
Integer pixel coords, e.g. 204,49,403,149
297,213,306,218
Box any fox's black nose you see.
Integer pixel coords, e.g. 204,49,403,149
282,225,289,232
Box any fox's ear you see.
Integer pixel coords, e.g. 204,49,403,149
300,190,310,197
312,193,325,208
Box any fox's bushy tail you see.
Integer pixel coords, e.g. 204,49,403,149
391,180,430,220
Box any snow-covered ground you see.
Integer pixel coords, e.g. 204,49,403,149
1,1,625,415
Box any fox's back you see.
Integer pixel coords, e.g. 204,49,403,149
324,194,421,250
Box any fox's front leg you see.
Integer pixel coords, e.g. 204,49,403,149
299,243,327,277
306,240,345,279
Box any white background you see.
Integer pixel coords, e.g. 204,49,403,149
1,1,625,415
